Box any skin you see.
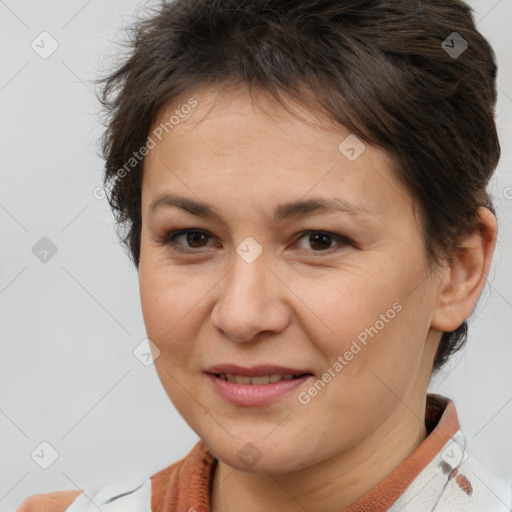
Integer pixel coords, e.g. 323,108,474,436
138,85,497,512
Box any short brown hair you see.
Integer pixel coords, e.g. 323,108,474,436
97,0,500,372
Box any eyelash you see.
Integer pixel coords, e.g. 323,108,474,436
158,229,352,255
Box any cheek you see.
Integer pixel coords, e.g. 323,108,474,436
292,269,397,344
138,257,216,379
300,266,428,384
139,270,200,408
139,263,190,353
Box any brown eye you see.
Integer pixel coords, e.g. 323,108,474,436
183,231,209,248
308,233,334,251
159,229,351,255
294,231,350,252
162,229,214,252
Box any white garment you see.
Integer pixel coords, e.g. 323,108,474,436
62,432,511,512
64,478,152,512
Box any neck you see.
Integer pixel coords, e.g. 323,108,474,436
211,397,428,512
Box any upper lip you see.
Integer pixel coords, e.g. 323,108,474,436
206,364,314,377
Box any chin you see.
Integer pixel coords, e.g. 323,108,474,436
201,431,319,475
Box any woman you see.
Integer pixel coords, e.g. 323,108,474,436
16,0,511,510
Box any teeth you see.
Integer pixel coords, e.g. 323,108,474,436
249,375,270,385
218,373,302,384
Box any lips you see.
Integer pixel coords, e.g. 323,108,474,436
205,364,314,377
205,371,315,406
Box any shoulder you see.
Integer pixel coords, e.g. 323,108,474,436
16,478,152,512
15,490,83,512
13,442,208,512
434,444,512,511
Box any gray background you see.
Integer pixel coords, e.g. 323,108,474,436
0,1,511,510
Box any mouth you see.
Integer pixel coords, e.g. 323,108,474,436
211,372,313,385
205,365,315,406
205,363,314,378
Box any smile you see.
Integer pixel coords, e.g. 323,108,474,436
206,373,314,406
215,373,308,384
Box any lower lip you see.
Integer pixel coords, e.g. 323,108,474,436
206,373,314,406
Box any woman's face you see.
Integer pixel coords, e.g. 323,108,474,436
138,86,445,473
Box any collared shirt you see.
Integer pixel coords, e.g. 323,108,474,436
15,394,512,512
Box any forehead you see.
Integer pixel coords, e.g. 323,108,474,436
142,86,416,223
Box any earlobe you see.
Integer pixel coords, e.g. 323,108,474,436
431,207,498,333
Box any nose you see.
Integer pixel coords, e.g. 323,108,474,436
210,250,290,343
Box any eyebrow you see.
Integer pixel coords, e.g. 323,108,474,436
148,193,373,220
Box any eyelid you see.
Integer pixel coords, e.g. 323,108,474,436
291,230,352,253
160,229,216,253
160,228,353,254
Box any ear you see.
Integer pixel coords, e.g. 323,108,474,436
431,206,498,332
